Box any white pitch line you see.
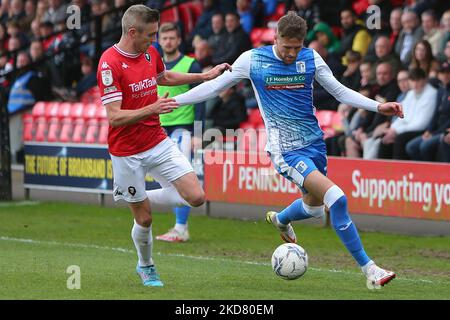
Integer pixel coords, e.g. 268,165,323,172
0,236,445,285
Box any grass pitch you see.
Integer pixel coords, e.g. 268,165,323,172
0,201,449,300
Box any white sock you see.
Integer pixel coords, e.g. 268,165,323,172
174,223,187,233
361,260,375,275
131,220,153,267
146,186,191,207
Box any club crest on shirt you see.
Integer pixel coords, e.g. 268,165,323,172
101,70,113,86
145,52,151,62
296,61,306,73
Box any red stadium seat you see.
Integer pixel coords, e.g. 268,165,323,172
57,102,72,119
250,28,275,47
47,117,60,142
250,28,264,47
70,103,85,119
59,117,73,143
44,102,60,119
264,3,285,24
239,121,254,130
95,104,107,120
85,118,99,144
84,103,98,119
248,108,264,127
316,110,339,139
179,3,195,37
34,116,48,142
80,87,101,104
187,0,203,23
98,119,109,144
260,28,275,45
160,0,179,24
23,113,34,141
31,101,47,118
72,118,85,143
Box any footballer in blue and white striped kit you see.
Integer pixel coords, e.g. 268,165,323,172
175,12,404,289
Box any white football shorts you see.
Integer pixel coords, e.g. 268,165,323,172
110,137,194,202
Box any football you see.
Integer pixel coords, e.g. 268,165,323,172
271,243,308,280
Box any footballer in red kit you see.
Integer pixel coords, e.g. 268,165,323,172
97,44,167,156
96,5,230,287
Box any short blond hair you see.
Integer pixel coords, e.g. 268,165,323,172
122,4,159,34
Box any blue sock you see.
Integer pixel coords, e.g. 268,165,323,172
174,206,190,225
277,199,312,225
329,195,370,267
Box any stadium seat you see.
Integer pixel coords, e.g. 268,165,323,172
239,121,254,130
59,117,73,143
31,101,47,118
260,28,275,45
248,108,264,127
47,116,60,142
187,0,203,23
23,113,34,141
34,116,48,142
250,28,275,47
84,103,98,119
57,102,72,119
85,118,99,144
95,104,107,120
160,0,179,24
316,110,340,139
70,103,85,119
44,102,60,119
98,119,109,144
250,28,264,47
178,3,195,37
72,118,85,143
80,87,101,104
264,3,285,24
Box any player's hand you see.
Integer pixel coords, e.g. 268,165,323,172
202,63,232,81
149,92,179,114
377,102,404,118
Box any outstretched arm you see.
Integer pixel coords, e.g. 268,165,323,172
157,62,231,86
313,50,403,118
174,51,252,106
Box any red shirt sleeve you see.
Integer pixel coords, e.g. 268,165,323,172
150,47,166,79
97,55,123,106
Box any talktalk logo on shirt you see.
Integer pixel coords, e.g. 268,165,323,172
128,77,157,92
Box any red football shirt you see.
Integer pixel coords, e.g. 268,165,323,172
97,44,167,156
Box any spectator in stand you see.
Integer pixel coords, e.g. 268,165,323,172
395,69,411,103
406,62,450,161
438,128,450,162
0,49,13,88
29,39,52,83
7,35,22,58
364,35,402,78
0,22,8,50
339,8,372,63
251,0,278,28
74,55,96,98
146,0,164,10
378,68,438,160
306,22,341,55
389,7,403,49
7,0,26,28
36,0,50,22
6,20,29,48
102,0,127,50
395,9,424,67
22,0,36,31
346,62,399,158
42,0,69,28
308,40,344,111
211,12,251,65
7,51,51,114
438,10,450,63
409,40,440,79
29,18,41,41
441,40,450,66
287,0,321,31
187,0,217,50
341,50,362,91
208,12,227,56
422,9,444,57
194,38,213,71
237,0,254,34
209,85,247,135
39,21,57,51
219,0,236,14
359,61,373,90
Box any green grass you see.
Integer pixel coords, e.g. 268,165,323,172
0,201,449,300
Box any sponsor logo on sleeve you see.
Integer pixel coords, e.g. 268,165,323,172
101,70,113,86
103,86,117,94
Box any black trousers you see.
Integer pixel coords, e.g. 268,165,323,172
378,131,423,160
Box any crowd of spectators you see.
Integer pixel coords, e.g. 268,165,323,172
1,0,450,163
